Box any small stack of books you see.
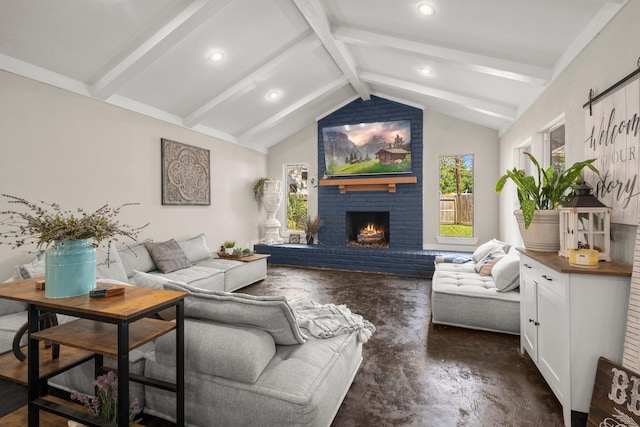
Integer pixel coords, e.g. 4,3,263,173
89,285,125,298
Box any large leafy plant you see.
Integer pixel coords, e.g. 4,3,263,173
495,152,600,229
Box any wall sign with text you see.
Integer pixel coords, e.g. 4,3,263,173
584,77,640,225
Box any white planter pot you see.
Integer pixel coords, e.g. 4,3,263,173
225,247,234,255
514,209,560,252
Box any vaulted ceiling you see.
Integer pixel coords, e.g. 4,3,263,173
0,0,627,152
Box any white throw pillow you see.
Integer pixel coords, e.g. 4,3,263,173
472,239,511,263
492,255,521,292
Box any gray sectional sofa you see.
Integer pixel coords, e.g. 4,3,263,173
0,233,369,426
431,239,521,335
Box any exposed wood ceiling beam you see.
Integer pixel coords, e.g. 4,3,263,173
293,0,370,100
184,32,321,128
239,76,349,143
334,27,551,86
92,0,231,100
360,72,517,121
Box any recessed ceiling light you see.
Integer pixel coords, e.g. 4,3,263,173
267,91,280,100
208,51,224,62
417,3,435,16
419,66,433,76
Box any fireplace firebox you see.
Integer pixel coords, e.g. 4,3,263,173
346,211,390,248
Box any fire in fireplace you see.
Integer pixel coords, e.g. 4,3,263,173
346,211,390,248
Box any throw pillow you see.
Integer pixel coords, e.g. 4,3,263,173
492,255,521,292
118,239,156,278
474,249,506,276
145,239,192,274
177,233,213,263
17,253,45,279
472,239,511,263
163,281,307,345
154,319,276,384
95,244,128,283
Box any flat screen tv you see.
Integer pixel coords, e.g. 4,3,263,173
322,120,411,176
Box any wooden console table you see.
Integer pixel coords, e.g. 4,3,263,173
0,279,187,427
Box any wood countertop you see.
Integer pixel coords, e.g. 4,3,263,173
516,248,632,277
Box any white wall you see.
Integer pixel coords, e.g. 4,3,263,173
498,0,639,264
423,110,500,251
266,108,500,251
0,71,267,279
266,124,318,239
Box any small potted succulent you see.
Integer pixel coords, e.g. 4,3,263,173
222,240,236,255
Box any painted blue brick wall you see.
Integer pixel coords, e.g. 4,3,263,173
318,96,423,249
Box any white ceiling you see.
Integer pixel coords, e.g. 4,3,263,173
0,0,627,153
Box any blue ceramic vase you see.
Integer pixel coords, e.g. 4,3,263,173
45,239,96,298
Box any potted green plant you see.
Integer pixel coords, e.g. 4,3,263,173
222,240,236,255
495,152,600,251
304,216,324,245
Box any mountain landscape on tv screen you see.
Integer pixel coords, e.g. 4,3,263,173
322,120,411,176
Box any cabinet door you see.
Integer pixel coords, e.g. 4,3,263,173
537,282,568,402
521,274,538,360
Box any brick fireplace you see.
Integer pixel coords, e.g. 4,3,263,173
317,96,423,250
255,96,455,277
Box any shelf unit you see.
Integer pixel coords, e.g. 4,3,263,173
0,279,186,427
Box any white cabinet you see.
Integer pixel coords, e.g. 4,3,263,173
519,250,631,427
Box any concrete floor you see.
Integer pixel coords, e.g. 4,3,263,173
0,265,566,426
241,265,565,427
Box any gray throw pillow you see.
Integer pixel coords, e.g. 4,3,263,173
177,233,212,263
163,281,307,345
145,239,192,274
492,255,521,292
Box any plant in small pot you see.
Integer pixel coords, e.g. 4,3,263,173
70,370,142,426
0,195,147,298
304,216,324,245
222,240,236,255
495,152,600,252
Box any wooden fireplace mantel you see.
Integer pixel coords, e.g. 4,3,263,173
319,176,417,193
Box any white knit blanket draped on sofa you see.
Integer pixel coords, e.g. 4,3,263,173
290,299,376,343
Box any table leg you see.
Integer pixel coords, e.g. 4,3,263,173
27,304,40,427
117,321,130,427
176,300,185,426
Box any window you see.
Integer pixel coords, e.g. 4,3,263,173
285,164,308,231
548,124,565,173
439,155,473,237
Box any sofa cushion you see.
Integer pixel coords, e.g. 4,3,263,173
177,233,213,263
145,239,192,274
163,282,307,345
95,245,128,283
155,319,276,384
1,273,28,315
118,239,156,278
474,249,506,276
492,255,521,292
472,239,511,263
